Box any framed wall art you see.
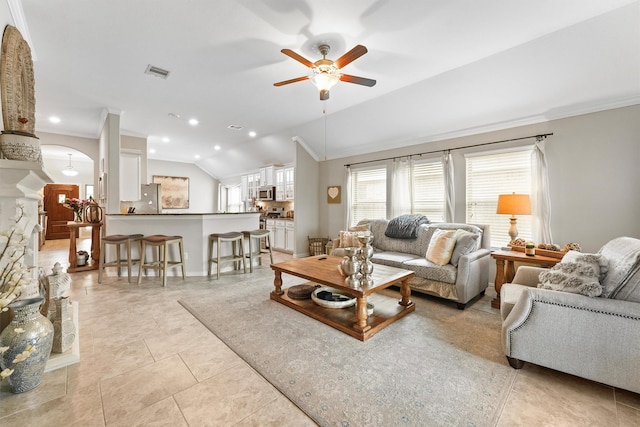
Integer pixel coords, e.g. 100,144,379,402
327,186,341,204
153,175,189,209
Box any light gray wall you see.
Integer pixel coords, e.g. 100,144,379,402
319,105,640,253
39,132,99,194
294,141,320,257
147,159,219,213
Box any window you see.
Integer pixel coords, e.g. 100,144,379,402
226,185,242,213
350,166,387,227
466,147,532,247
412,159,445,222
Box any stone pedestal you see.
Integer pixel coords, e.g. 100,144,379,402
0,159,52,331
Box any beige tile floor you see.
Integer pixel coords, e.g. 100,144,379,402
0,238,638,426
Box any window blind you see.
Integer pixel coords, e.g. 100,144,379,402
412,159,445,222
465,147,533,247
350,166,387,226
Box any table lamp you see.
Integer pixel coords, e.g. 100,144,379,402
496,193,531,242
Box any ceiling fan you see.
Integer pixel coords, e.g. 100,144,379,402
274,44,376,100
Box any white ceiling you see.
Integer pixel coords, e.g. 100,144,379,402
11,0,640,179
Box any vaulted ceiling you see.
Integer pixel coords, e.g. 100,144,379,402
9,0,640,179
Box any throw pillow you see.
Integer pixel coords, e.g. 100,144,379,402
384,214,429,239
426,229,458,266
449,230,480,267
339,231,359,248
538,252,608,297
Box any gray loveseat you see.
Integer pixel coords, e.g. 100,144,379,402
331,218,491,309
500,237,640,394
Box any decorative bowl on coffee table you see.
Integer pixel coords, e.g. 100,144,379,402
311,287,357,309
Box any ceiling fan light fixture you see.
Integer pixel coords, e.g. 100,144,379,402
311,71,339,93
62,153,79,176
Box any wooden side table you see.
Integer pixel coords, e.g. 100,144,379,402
491,250,561,309
67,221,102,273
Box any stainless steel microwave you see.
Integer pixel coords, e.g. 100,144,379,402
258,186,276,201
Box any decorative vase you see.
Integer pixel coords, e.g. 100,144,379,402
0,132,42,165
51,297,76,353
340,247,361,288
39,263,71,321
0,297,54,393
357,234,375,287
74,211,83,222
83,204,103,223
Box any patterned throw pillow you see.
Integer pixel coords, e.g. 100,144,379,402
449,230,480,267
426,229,459,266
538,252,608,297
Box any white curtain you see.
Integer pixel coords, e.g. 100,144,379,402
391,157,412,217
345,166,352,227
532,137,553,243
443,150,455,222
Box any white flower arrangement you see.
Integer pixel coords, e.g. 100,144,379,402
0,202,35,312
0,202,37,382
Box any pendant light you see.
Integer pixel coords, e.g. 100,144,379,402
62,153,79,176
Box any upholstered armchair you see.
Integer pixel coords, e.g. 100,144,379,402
500,237,640,394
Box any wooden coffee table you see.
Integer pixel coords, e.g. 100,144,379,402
270,255,415,341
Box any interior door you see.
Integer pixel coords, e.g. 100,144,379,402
44,184,79,240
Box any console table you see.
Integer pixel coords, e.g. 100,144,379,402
491,250,562,309
67,221,102,273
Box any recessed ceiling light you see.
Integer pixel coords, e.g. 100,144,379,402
248,131,256,138
162,137,170,143
49,116,61,124
194,154,200,159
214,145,221,150
189,118,199,126
149,148,156,154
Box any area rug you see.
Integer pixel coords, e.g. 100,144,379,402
179,274,516,427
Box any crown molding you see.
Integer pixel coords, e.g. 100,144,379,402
7,0,36,60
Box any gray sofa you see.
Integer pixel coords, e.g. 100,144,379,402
330,219,491,309
500,237,640,394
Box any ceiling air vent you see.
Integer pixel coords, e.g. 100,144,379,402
144,64,170,79
227,125,243,130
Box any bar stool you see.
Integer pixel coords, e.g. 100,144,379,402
98,234,143,284
242,229,274,273
208,232,246,279
137,235,186,287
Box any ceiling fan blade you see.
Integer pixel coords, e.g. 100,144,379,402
281,49,314,68
340,74,376,87
320,90,330,101
334,45,368,69
274,76,310,87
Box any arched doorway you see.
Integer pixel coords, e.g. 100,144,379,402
40,146,94,240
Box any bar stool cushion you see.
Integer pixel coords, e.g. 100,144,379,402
210,232,243,240
242,229,270,236
143,235,182,243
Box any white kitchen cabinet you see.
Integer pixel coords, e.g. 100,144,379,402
284,166,294,200
274,219,286,250
275,168,285,201
243,172,261,201
260,165,275,186
240,175,248,201
285,220,295,252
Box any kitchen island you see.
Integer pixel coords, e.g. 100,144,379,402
105,213,260,277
